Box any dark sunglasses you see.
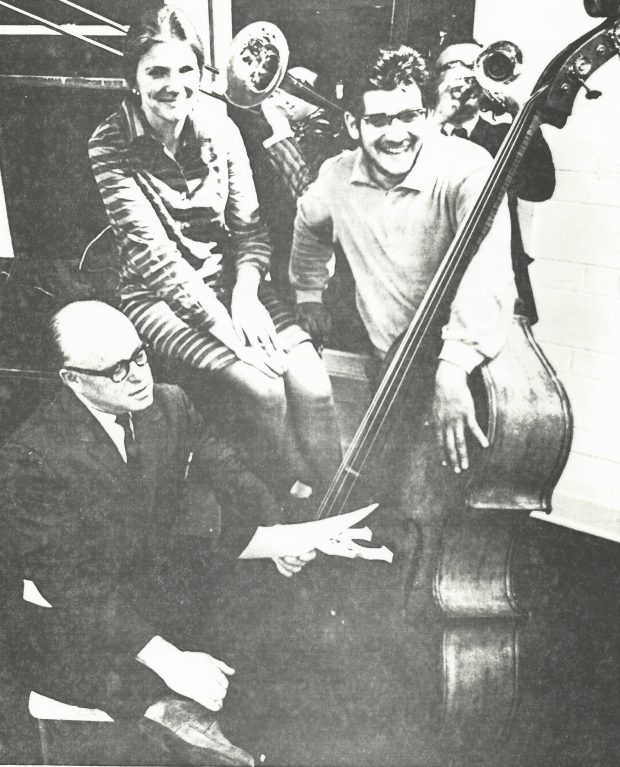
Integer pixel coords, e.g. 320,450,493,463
360,108,427,129
64,344,149,384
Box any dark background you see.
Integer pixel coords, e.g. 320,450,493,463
0,0,476,423
0,0,476,270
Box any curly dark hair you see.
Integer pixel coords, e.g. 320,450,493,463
344,45,433,116
123,4,205,88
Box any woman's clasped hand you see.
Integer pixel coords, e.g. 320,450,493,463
231,280,288,378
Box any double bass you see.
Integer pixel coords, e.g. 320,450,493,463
303,8,620,759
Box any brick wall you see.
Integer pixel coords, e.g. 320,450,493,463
474,1,620,537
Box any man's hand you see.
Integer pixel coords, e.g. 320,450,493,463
272,550,317,577
138,637,234,712
260,93,293,140
433,360,488,473
316,527,393,562
479,91,520,118
272,528,394,572
296,302,332,346
164,650,234,712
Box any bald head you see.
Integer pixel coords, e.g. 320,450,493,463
435,43,483,72
53,302,153,414
52,301,141,369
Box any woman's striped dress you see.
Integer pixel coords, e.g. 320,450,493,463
88,95,308,371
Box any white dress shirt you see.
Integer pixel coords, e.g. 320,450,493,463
441,114,480,138
72,390,129,462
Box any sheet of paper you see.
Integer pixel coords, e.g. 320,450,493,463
239,503,380,559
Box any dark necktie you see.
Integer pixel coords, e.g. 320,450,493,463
451,127,469,139
115,413,139,467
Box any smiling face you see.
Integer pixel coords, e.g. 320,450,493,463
345,83,427,189
135,40,201,133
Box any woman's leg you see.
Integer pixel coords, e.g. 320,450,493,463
217,360,311,495
123,298,339,495
282,342,343,497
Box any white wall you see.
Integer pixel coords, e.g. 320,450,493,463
168,0,232,73
0,167,14,259
168,0,232,108
474,1,620,539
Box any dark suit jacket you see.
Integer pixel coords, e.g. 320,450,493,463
0,383,279,713
469,117,556,324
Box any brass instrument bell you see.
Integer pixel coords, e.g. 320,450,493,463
474,40,523,89
225,21,290,108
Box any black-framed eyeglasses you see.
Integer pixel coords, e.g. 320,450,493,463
360,108,427,129
64,344,149,383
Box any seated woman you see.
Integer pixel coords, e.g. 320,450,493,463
88,4,341,500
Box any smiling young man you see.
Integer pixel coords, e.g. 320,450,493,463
290,45,516,474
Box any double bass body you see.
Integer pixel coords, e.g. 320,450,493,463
376,309,573,757
394,311,573,619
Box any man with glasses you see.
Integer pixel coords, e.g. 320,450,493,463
433,41,556,325
290,44,515,474
0,300,333,765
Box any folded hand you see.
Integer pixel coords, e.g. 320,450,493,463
156,647,234,712
272,550,317,577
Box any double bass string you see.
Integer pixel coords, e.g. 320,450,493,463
314,86,550,523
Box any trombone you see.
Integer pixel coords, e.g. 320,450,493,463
224,21,344,114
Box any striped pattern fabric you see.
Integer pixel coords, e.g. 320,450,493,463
262,112,340,203
122,282,306,372
264,136,312,202
89,96,307,370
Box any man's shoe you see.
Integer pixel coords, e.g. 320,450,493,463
140,696,254,766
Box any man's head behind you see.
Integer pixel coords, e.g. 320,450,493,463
52,301,154,414
342,45,432,189
281,66,320,122
434,42,484,125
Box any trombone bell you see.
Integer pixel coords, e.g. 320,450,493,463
225,21,289,108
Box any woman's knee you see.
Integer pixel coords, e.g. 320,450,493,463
223,363,287,411
300,379,336,410
252,377,287,412
285,345,336,407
